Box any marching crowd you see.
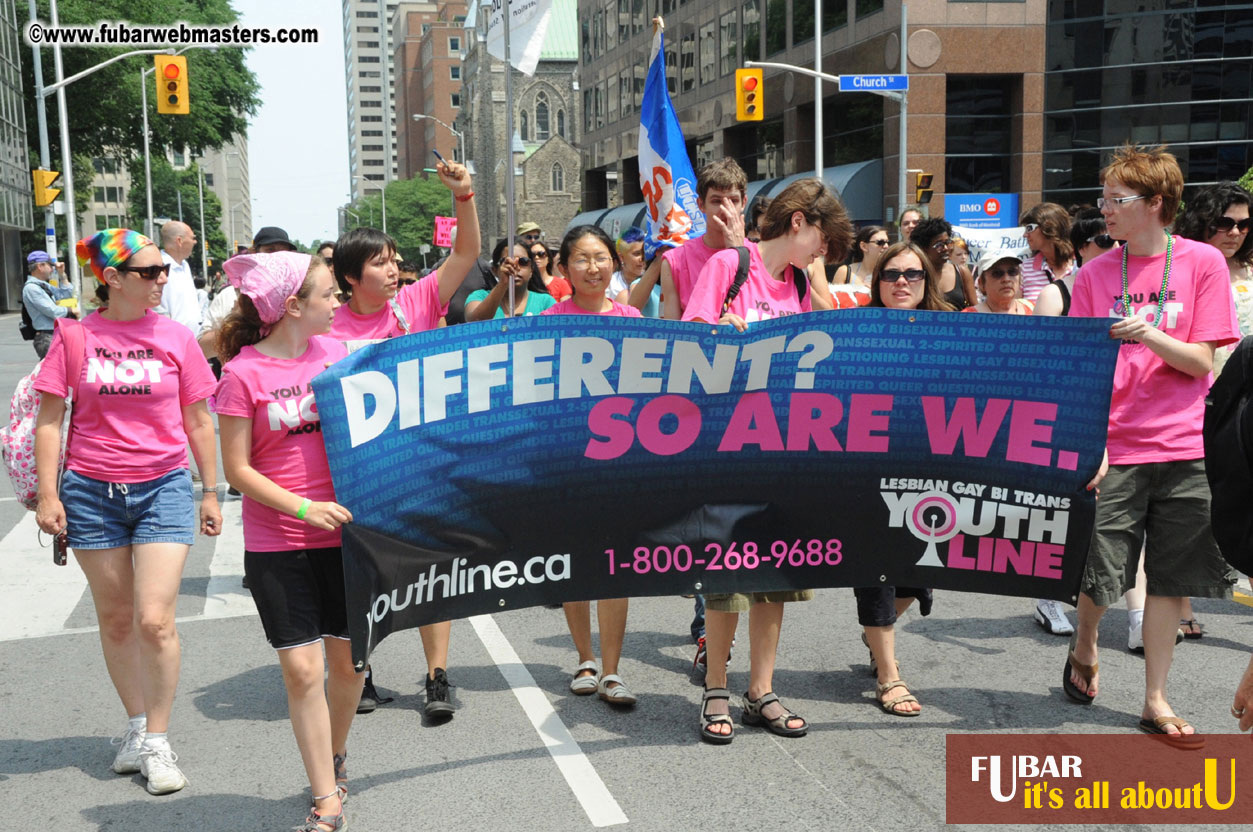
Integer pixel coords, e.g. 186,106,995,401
19,145,1253,831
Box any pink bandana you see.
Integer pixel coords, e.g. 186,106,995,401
223,252,312,335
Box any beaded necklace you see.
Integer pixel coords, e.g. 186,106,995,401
1120,233,1173,327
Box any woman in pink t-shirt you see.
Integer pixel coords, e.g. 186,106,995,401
329,160,476,719
683,179,854,743
216,252,360,832
541,225,640,706
33,229,221,796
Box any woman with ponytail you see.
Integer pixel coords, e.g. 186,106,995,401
216,252,363,832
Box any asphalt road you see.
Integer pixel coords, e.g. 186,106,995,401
2,313,1251,832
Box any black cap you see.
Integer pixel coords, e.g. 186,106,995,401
252,226,296,251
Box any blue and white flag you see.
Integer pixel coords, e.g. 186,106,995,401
637,26,705,259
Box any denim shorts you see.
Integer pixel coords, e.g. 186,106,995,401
61,468,195,549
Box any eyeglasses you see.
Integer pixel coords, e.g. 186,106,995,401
1097,195,1147,210
1214,217,1252,233
125,264,170,280
882,268,926,283
522,233,541,242
530,249,549,259
568,255,614,270
1086,234,1116,249
985,266,1021,280
869,238,890,248
929,238,951,252
1022,223,1040,234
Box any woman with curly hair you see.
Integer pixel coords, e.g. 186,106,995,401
1175,182,1253,378
910,217,976,308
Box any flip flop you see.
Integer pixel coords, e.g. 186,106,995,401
1179,618,1204,639
1062,633,1097,704
1137,716,1204,750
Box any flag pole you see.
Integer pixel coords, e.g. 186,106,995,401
503,2,516,317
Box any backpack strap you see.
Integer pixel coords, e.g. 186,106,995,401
720,247,751,316
57,318,86,404
790,264,810,305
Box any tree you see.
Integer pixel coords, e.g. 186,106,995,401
22,0,260,160
126,156,227,276
1239,166,1253,194
350,174,456,263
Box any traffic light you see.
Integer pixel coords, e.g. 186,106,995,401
155,55,189,115
735,68,763,121
915,172,934,205
32,169,61,207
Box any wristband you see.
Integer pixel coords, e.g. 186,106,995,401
201,485,219,495
455,191,475,202
296,498,312,520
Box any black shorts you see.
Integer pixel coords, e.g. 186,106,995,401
853,586,933,628
244,547,350,649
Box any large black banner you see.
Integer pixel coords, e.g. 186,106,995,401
312,311,1119,664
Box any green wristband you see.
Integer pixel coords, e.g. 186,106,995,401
296,498,312,520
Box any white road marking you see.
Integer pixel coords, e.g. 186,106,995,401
0,512,89,641
201,499,254,619
470,613,629,828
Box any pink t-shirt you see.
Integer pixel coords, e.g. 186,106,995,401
1070,235,1239,464
541,299,643,317
213,336,349,551
663,237,758,313
681,245,813,324
1019,252,1072,303
330,272,448,350
34,310,217,483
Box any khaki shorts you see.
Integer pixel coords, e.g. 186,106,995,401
1081,459,1236,607
705,589,814,613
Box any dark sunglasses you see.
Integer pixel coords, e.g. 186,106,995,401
882,268,926,283
513,256,532,267
1086,234,1116,249
125,264,170,280
985,266,1021,280
530,249,549,259
1213,217,1252,233
868,239,890,248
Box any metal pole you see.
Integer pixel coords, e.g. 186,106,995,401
377,0,392,187
176,189,183,222
49,0,80,299
28,0,57,262
814,0,822,179
898,4,908,219
197,166,207,277
141,66,154,238
503,3,516,315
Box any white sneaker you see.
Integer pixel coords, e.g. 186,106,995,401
1128,621,1185,654
139,744,188,795
1034,600,1074,635
110,721,146,774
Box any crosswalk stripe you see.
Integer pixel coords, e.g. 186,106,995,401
0,512,89,642
202,498,255,620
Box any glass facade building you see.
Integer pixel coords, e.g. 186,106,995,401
1044,0,1253,205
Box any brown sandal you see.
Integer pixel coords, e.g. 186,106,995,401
876,679,921,717
1062,634,1097,704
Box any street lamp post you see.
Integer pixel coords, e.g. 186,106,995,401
412,113,465,164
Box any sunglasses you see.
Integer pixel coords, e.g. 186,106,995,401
1086,234,1116,249
522,233,541,241
985,266,1021,280
125,264,171,280
530,249,549,259
868,239,890,248
513,256,532,267
1214,217,1252,233
1023,223,1040,234
929,238,951,252
882,268,926,283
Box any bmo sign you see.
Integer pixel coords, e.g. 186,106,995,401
943,193,1019,229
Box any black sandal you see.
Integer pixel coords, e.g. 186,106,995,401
699,687,734,744
741,691,807,737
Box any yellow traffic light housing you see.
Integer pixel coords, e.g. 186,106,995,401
915,172,934,205
155,55,189,115
735,68,763,121
32,169,61,207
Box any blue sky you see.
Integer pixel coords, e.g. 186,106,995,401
238,0,349,246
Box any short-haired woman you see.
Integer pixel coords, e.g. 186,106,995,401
910,217,976,309
683,178,853,743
